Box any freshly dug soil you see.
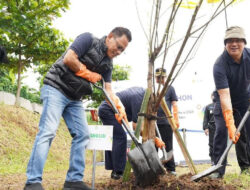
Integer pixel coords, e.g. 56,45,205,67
95,173,236,190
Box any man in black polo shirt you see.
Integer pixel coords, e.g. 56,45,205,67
24,27,132,190
203,93,216,165
155,68,179,175
211,26,250,178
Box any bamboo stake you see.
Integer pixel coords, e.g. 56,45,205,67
160,99,197,175
122,88,151,181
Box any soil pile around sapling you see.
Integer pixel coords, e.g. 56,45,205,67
95,173,236,190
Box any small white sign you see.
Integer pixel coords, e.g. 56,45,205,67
87,125,113,150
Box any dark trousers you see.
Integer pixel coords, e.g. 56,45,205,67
208,125,216,163
213,107,250,175
99,112,127,173
158,123,176,171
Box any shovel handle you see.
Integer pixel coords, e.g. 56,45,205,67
93,79,140,147
218,105,250,165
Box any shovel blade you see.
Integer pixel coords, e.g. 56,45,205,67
128,140,165,186
161,150,173,164
190,164,223,181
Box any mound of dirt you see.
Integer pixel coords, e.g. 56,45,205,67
95,173,236,190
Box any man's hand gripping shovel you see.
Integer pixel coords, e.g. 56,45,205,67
93,79,166,186
155,123,174,164
191,105,250,181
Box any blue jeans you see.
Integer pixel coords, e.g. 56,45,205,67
26,85,90,184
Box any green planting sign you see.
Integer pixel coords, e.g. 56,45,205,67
87,125,113,150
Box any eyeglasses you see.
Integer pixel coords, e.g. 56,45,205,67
114,38,125,52
226,39,245,44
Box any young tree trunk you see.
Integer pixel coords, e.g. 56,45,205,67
142,60,156,141
146,95,156,140
15,55,22,106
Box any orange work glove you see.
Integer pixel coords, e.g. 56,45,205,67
155,137,166,149
75,64,102,83
173,105,179,128
223,109,240,144
112,95,128,124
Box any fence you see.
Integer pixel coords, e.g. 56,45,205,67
0,91,43,114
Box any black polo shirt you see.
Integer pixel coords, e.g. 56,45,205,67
213,48,250,109
157,86,178,125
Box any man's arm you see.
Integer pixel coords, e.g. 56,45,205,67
104,82,128,124
217,88,233,111
63,49,82,72
203,106,209,135
64,49,101,83
203,106,209,130
218,88,240,143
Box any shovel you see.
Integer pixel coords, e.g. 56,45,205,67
155,123,174,164
94,80,165,186
191,105,250,181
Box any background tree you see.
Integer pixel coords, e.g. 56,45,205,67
0,0,70,105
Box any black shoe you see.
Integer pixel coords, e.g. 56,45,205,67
23,183,44,190
63,181,94,190
111,171,123,180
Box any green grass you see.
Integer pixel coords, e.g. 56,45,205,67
0,104,103,175
224,172,250,190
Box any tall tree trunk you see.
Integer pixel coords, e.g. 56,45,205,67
15,54,22,106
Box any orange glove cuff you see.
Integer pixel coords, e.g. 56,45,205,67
112,95,128,124
155,137,166,149
222,109,234,128
173,105,179,128
223,109,240,144
75,64,101,83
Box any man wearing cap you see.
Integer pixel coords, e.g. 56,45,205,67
155,68,179,175
211,26,250,178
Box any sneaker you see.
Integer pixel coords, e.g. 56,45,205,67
167,170,177,176
23,183,44,190
63,181,94,190
111,171,123,180
209,172,223,179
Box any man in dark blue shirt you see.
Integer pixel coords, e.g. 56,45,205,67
203,93,216,165
98,87,145,180
24,27,132,190
155,68,179,175
212,26,250,179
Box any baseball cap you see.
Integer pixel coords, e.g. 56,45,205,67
155,68,166,77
